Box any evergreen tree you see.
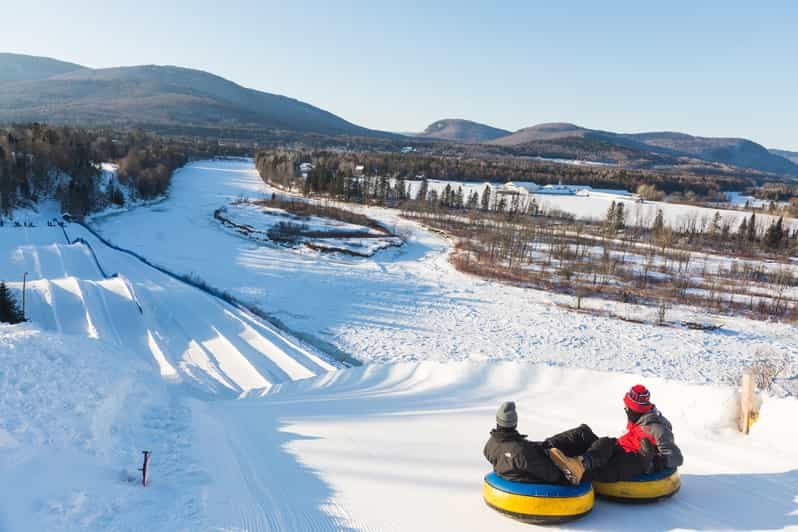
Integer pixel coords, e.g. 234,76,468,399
454,186,464,209
442,184,452,208
466,191,478,210
747,213,757,242
764,216,785,249
736,218,748,248
480,185,491,211
0,282,24,324
614,202,626,231
415,179,428,202
395,176,406,201
651,208,665,235
605,201,617,232
496,196,507,213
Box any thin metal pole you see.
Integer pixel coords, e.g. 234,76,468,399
139,451,151,486
22,272,27,321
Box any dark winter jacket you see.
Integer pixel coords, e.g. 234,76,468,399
628,408,683,470
483,428,564,484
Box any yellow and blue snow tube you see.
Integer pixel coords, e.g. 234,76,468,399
483,472,594,524
593,468,680,503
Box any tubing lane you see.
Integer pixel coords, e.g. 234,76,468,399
67,218,349,368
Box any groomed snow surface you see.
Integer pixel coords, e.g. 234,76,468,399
0,158,796,531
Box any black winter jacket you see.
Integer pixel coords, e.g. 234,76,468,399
483,428,565,484
637,409,684,470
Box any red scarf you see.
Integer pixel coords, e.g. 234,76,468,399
617,421,657,453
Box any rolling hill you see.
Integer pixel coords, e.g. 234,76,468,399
416,118,510,143
0,53,387,137
770,149,798,165
489,122,798,176
0,52,86,82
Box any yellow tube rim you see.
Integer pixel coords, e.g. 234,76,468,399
483,481,595,518
593,470,681,500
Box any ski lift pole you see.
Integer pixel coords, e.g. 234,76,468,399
139,451,151,486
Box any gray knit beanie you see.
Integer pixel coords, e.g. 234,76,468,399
496,401,518,428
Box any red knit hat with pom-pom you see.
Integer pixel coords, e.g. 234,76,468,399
624,384,654,413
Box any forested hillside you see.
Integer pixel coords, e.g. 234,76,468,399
256,149,754,199
0,124,243,217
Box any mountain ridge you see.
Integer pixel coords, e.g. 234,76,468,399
416,118,510,143
0,52,86,82
0,53,389,138
488,122,798,176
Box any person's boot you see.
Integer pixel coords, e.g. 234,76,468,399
548,448,586,485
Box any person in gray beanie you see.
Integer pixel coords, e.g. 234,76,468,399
483,402,599,484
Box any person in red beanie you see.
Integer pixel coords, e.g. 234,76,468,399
546,384,684,485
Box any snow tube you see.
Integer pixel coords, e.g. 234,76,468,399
592,468,680,503
483,472,594,524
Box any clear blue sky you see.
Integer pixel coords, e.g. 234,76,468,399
3,1,796,149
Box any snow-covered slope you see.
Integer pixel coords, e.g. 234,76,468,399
0,326,202,531
0,223,339,396
2,326,796,531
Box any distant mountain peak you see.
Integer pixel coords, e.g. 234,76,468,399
418,118,510,143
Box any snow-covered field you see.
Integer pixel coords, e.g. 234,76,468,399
533,194,796,231
1,158,796,530
92,160,798,386
401,178,793,232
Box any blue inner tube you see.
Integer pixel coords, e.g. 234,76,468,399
485,473,593,496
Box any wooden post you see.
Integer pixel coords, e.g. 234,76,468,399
739,369,755,434
139,451,151,486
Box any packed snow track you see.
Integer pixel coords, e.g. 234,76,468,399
1,224,339,396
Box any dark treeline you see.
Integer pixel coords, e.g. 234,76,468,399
255,149,753,199
0,124,245,217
